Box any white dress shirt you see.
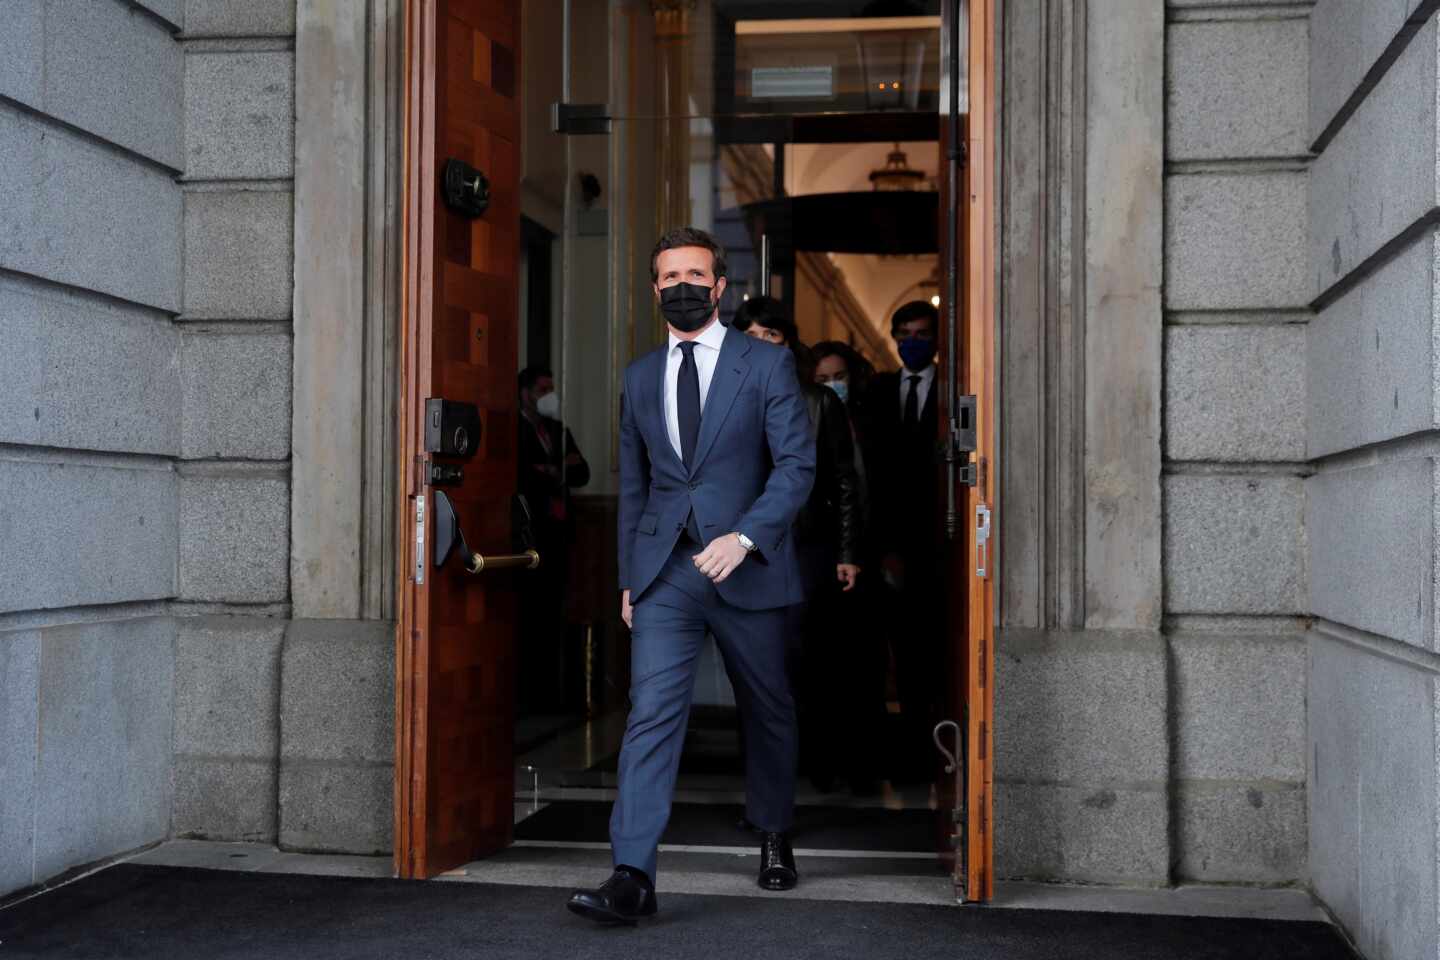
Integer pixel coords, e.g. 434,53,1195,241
664,318,728,459
898,362,936,418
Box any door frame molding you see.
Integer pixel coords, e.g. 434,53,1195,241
291,0,404,623
363,0,407,624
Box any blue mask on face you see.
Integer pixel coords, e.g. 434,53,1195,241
823,380,849,404
897,335,937,372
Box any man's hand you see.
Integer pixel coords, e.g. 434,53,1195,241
836,563,861,592
621,589,633,629
693,533,749,583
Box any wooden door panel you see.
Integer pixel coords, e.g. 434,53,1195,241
397,0,523,880
935,0,997,903
961,0,997,903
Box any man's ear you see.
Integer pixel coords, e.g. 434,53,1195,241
652,283,660,301
712,277,727,301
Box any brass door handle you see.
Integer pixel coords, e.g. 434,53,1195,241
465,549,540,574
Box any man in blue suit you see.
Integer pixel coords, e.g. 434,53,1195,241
567,227,816,924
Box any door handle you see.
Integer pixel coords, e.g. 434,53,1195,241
933,718,965,852
431,490,542,574
932,719,961,774
464,549,540,574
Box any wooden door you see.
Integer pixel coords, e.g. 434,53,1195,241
936,0,997,902
960,0,997,903
395,0,523,880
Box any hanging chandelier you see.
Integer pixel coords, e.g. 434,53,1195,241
869,143,926,191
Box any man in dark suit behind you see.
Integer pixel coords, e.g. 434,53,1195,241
864,300,943,778
515,365,589,713
567,227,816,924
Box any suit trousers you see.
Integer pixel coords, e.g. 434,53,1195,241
610,539,798,882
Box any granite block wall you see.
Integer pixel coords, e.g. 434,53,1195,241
1305,4,1440,959
1161,0,1311,885
0,0,304,896
0,0,184,897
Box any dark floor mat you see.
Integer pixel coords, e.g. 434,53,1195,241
515,799,946,853
0,864,1353,960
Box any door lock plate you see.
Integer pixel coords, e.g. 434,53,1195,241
428,462,464,486
975,503,992,578
425,399,481,459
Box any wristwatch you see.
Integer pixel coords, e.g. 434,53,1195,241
735,532,758,553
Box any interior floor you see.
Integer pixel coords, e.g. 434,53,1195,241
515,708,939,812
505,701,953,900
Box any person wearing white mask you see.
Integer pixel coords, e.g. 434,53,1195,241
517,364,591,714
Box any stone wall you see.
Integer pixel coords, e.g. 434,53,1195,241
996,0,1311,887
996,0,1171,885
0,0,184,897
1305,3,1440,959
171,0,400,856
168,0,297,848
1161,0,1311,885
0,0,313,897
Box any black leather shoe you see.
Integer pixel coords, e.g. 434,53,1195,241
757,832,798,891
566,867,658,925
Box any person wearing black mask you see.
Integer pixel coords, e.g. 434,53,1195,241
567,227,815,923
864,300,942,781
732,299,861,795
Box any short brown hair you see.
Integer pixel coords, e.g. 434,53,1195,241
650,227,728,284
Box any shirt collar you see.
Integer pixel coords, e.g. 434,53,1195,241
902,362,936,383
669,317,728,355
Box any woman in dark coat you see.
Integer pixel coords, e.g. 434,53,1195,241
732,298,865,793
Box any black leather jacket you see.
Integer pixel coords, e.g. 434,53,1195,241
795,383,862,565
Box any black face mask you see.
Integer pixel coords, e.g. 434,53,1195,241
659,282,717,332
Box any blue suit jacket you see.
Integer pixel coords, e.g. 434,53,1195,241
618,325,817,611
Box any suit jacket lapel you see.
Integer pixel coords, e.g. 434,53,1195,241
691,327,752,473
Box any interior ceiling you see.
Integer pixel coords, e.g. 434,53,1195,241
785,140,939,196
785,141,938,355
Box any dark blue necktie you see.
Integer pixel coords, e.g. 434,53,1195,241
677,341,701,468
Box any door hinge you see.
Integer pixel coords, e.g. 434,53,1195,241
978,802,987,836
978,643,987,688
978,721,987,761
